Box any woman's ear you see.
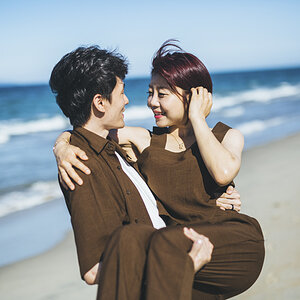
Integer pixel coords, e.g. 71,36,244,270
92,94,106,113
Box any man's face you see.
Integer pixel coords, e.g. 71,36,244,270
104,77,129,130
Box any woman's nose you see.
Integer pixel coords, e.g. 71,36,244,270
148,94,158,108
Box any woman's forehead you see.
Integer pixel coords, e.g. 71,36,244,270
149,74,170,89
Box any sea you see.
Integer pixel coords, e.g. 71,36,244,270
1,67,300,267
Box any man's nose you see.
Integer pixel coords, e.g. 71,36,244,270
124,94,129,105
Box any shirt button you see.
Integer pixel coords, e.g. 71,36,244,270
117,166,121,170
126,190,131,195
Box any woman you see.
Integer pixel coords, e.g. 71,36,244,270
54,41,264,298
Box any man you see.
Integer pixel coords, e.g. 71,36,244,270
50,46,239,299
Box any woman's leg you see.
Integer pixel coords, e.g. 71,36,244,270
144,221,264,299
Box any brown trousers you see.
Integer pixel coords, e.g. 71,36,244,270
96,223,264,300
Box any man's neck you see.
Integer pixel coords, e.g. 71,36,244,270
83,120,110,139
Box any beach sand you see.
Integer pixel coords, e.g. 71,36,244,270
0,133,299,299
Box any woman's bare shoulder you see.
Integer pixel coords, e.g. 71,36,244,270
110,126,151,153
222,128,244,156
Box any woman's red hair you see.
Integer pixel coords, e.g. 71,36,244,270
151,40,212,97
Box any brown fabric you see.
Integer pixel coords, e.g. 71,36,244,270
96,222,264,300
96,224,221,300
136,122,265,297
61,127,153,278
138,122,261,227
146,223,264,299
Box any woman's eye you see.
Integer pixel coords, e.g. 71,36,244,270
158,93,167,98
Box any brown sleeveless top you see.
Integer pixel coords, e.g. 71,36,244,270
138,122,261,229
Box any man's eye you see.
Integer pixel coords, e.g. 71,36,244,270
147,91,153,96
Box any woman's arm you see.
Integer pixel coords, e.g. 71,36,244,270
53,131,91,190
53,127,151,189
189,87,244,186
54,129,242,211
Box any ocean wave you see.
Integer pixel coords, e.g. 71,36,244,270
0,115,69,144
124,106,153,121
0,181,62,218
237,117,285,135
213,83,300,111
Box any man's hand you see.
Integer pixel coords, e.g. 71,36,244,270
216,185,241,212
183,227,214,273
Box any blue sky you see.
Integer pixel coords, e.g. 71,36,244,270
1,0,299,84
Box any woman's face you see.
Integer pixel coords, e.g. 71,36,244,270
147,74,187,127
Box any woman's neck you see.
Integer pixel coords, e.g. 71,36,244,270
169,122,194,140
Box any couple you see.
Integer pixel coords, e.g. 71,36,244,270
50,41,264,299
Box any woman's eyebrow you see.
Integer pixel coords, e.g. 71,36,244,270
148,84,169,90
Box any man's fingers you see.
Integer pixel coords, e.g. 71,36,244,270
216,199,241,211
183,227,197,242
217,197,241,205
189,238,203,258
219,191,240,199
226,185,234,194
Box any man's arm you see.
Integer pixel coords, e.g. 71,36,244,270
62,156,125,280
84,263,100,285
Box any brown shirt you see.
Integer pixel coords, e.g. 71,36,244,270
60,127,153,278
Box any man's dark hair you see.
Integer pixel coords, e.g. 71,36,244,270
49,46,128,127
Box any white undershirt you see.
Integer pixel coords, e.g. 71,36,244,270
115,152,166,229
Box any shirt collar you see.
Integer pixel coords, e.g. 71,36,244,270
73,127,110,154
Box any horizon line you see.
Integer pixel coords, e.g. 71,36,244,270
1,64,300,87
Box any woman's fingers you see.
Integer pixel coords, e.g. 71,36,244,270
61,162,84,186
73,147,89,161
59,167,75,190
71,157,91,175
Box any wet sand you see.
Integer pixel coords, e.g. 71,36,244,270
1,133,299,299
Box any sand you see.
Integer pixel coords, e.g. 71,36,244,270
1,133,299,299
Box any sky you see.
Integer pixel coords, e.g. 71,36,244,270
1,0,300,84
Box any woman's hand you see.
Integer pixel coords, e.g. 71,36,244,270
188,87,212,121
53,138,91,190
183,227,214,273
216,185,241,212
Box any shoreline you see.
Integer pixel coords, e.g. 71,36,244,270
1,133,300,299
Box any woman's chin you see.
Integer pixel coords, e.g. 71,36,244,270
155,119,167,127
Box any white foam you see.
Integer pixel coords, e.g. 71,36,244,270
124,106,153,121
222,106,245,117
237,117,285,136
0,181,62,217
0,115,69,144
213,83,300,111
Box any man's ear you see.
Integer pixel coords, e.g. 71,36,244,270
92,94,107,113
